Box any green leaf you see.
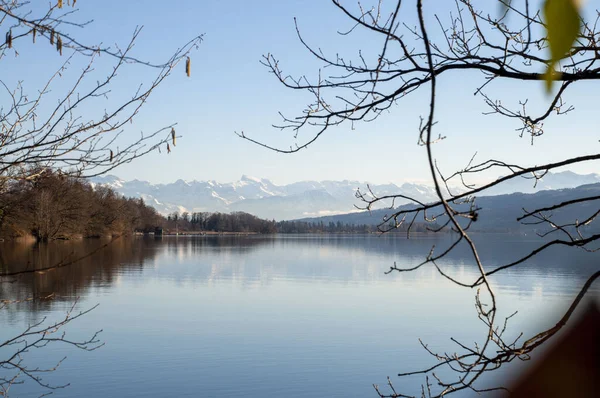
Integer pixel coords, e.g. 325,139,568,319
543,0,581,92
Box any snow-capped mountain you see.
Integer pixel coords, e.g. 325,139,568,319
90,171,600,221
89,175,438,220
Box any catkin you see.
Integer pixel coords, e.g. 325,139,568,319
50,30,54,45
186,57,191,77
32,27,36,43
58,0,63,9
110,150,114,162
57,35,62,55
5,31,11,49
171,128,176,146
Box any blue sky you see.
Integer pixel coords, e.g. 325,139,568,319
7,0,600,185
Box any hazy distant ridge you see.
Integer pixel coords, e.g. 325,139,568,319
297,182,600,235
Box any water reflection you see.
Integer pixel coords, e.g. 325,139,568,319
1,234,598,398
1,234,597,311
0,238,156,311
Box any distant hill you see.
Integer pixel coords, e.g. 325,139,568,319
90,171,600,221
482,171,600,196
295,183,600,235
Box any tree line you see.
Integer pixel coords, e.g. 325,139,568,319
167,212,438,234
165,211,277,234
164,211,377,234
276,219,441,234
0,170,161,241
166,213,377,234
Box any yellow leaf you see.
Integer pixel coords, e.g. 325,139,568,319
543,0,581,92
543,68,556,92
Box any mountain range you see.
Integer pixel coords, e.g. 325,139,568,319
90,171,600,221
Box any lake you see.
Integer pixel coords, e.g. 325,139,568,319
1,234,598,397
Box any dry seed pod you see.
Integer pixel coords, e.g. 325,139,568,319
186,57,191,77
171,128,176,146
57,35,62,55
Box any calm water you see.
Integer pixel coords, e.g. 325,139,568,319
0,234,598,397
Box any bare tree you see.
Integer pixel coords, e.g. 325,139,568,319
240,0,600,396
1,1,201,395
0,0,202,184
